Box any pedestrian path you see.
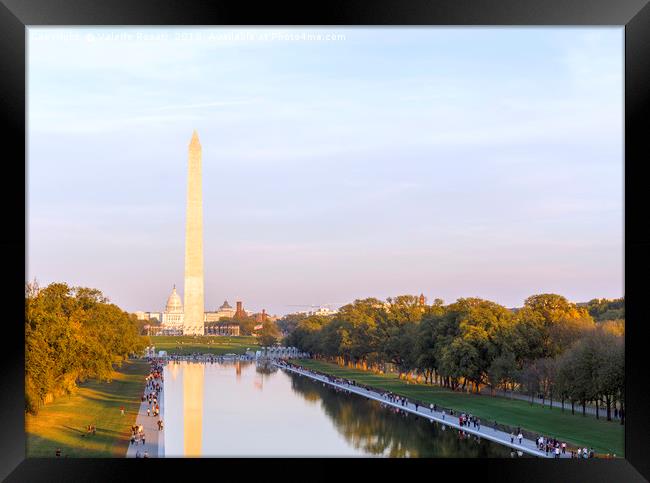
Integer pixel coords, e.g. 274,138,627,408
276,363,571,458
158,386,165,457
126,380,165,458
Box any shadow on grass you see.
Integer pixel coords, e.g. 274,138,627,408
26,431,116,458
61,425,85,436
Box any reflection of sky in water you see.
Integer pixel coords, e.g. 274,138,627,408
164,361,367,456
163,361,513,457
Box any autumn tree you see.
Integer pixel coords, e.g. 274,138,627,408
25,282,147,414
515,293,594,359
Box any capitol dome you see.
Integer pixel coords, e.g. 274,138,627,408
165,285,183,313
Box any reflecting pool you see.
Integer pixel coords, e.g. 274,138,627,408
163,360,515,457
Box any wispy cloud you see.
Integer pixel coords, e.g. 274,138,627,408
154,98,259,111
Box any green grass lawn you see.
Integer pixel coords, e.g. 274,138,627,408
26,359,150,458
151,335,260,355
296,359,624,456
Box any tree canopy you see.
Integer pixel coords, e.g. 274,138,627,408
282,292,624,421
25,282,148,414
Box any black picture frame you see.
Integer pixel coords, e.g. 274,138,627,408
2,0,649,481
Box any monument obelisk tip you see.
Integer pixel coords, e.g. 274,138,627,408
190,129,201,148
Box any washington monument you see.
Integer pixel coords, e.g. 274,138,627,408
183,130,204,335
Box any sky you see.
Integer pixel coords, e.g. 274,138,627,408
27,27,624,316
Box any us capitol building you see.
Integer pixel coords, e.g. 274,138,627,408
135,285,250,335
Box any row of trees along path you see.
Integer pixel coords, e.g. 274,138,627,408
283,294,625,424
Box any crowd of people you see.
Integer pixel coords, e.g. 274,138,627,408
533,435,597,459
145,360,164,417
130,424,146,446
458,413,481,430
129,359,165,457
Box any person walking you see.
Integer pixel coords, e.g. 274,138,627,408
555,447,560,458
120,406,125,416
510,432,515,444
561,442,566,454
518,432,523,445
147,407,151,417
442,410,445,420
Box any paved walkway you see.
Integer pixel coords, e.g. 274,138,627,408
276,363,574,458
126,377,165,458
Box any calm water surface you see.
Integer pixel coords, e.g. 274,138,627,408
163,361,515,457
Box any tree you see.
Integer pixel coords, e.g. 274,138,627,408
236,316,256,336
331,298,385,365
594,330,624,421
25,282,147,414
520,359,544,404
439,337,481,391
415,312,443,384
436,298,513,393
380,295,429,372
285,316,329,353
487,350,519,396
258,320,282,348
276,313,307,336
515,293,595,359
586,297,625,322
555,328,623,419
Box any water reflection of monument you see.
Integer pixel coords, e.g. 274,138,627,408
169,361,180,381
183,363,204,456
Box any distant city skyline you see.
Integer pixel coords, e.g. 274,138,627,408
27,27,623,316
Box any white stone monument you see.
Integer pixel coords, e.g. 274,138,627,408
183,130,205,336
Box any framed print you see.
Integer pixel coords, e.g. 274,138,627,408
1,0,649,481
